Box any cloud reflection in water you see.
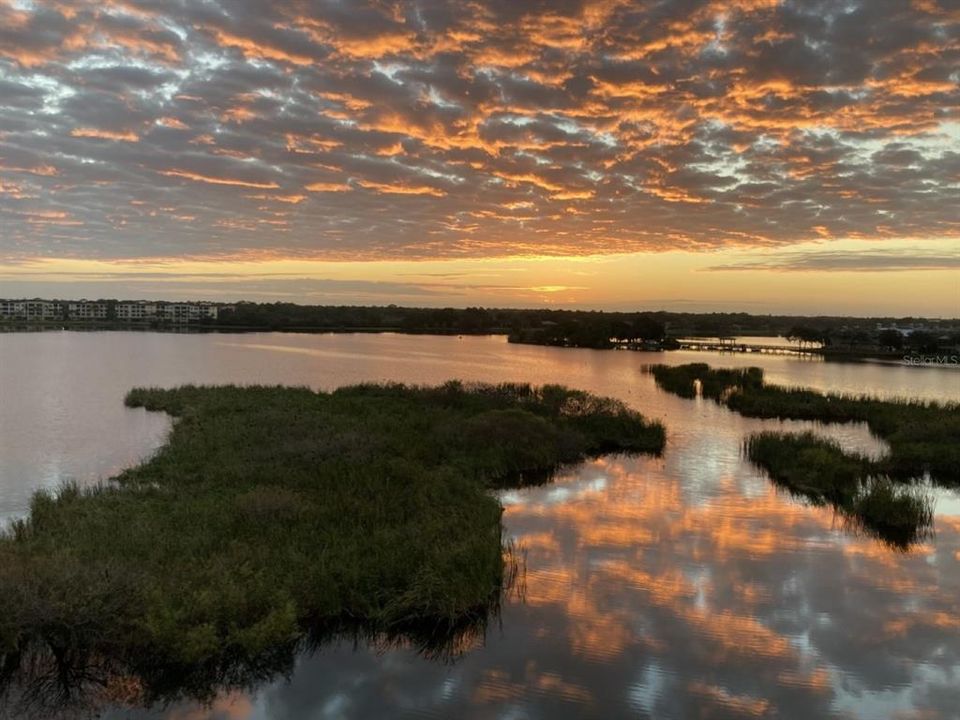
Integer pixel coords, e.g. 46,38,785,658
106,446,960,720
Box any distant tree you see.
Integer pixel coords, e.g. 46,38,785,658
877,329,904,350
610,320,632,344
906,331,939,353
716,324,735,341
634,317,666,342
786,325,824,349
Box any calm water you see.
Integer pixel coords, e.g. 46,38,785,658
1,332,959,719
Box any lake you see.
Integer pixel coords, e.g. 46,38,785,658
1,331,959,719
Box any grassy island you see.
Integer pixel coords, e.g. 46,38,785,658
744,432,934,543
0,382,663,706
649,363,954,545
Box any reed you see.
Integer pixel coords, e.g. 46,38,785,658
744,432,934,548
652,363,959,485
0,381,664,705
650,363,948,547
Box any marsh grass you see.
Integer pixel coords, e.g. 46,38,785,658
649,363,764,401
650,364,950,547
742,431,869,505
651,363,959,485
851,477,934,542
0,381,663,709
744,432,934,548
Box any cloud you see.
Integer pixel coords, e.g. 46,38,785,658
157,170,280,190
70,128,140,142
705,248,960,272
0,275,458,302
0,0,957,262
355,180,447,197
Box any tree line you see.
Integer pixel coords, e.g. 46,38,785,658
210,303,959,353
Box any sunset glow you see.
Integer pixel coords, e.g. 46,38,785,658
0,0,957,312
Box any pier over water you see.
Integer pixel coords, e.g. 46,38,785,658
676,338,822,355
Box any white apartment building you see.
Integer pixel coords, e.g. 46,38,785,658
0,300,61,320
0,300,26,318
66,301,108,320
199,303,218,320
158,303,218,322
2,299,221,323
115,301,218,323
116,302,159,321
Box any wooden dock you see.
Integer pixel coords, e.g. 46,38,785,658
676,339,822,355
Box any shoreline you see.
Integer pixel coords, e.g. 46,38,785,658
0,320,960,369
2,321,955,367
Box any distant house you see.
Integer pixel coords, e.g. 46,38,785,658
876,324,919,338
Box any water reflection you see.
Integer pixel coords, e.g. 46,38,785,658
1,598,512,719
0,332,957,718
82,452,960,720
1,332,955,527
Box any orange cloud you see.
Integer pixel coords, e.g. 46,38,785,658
305,181,352,192
1,0,957,270
71,128,140,142
220,106,257,124
155,117,189,130
247,193,306,204
285,133,343,153
549,190,596,201
356,180,447,197
208,28,314,65
494,172,566,193
0,163,59,176
0,180,30,198
158,170,279,189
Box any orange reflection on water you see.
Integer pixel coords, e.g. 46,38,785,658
472,667,594,706
687,680,771,717
167,691,253,720
500,451,960,712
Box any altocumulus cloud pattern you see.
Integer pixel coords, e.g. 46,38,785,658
0,0,957,261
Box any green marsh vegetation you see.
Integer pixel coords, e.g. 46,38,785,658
743,432,934,547
649,363,764,401
0,381,664,710
649,363,953,546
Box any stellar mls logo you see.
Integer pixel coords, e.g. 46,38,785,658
902,355,960,366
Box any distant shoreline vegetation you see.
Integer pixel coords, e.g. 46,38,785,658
0,382,664,712
3,299,958,362
649,363,958,547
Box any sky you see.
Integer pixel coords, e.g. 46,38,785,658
0,0,958,315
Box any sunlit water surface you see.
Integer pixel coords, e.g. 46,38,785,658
1,332,958,719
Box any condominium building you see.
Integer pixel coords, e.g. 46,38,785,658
0,300,25,318
115,301,218,323
0,300,61,320
116,302,159,321
158,302,218,322
2,299,221,323
66,301,108,320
